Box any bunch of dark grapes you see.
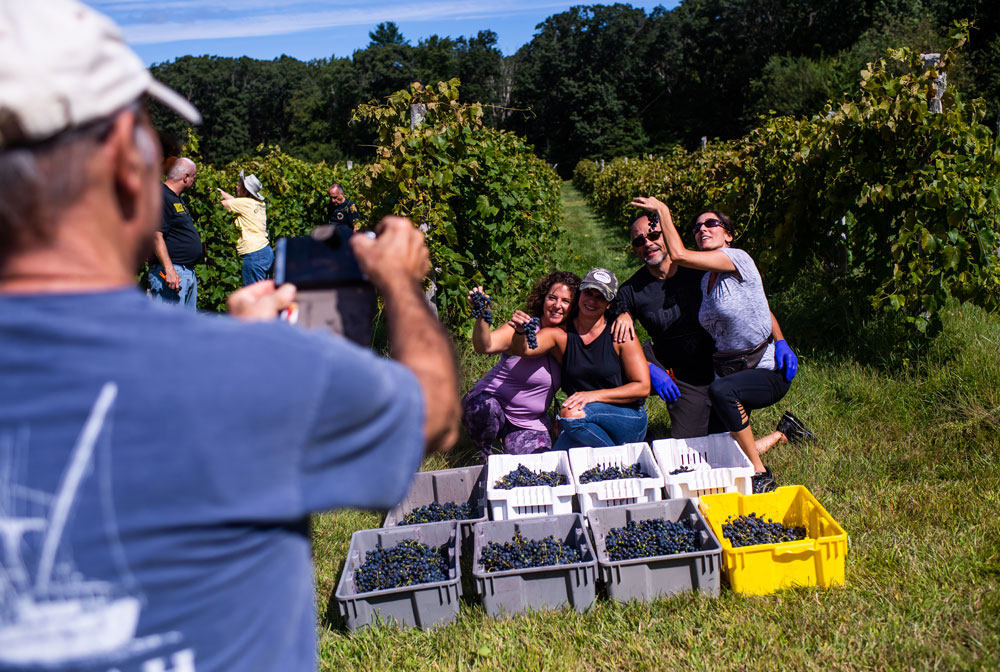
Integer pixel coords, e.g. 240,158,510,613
523,317,541,349
604,518,701,561
354,538,448,593
578,462,648,483
721,513,807,548
470,291,493,324
399,501,474,525
493,464,567,490
669,465,694,475
480,530,582,572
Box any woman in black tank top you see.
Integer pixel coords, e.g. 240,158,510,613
511,268,650,450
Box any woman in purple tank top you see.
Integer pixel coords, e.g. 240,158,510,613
462,271,580,460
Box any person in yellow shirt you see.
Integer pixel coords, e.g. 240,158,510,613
218,172,272,286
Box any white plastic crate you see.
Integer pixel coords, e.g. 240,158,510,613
652,433,755,500
568,443,664,516
486,452,575,520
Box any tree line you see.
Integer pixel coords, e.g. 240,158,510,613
149,1,1000,173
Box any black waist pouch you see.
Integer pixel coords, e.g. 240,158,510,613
712,335,772,378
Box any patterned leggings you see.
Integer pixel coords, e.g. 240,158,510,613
461,390,552,460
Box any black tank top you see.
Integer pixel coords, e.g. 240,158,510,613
562,319,642,408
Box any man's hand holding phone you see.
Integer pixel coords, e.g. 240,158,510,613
227,280,297,321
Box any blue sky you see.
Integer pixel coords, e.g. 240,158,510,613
85,1,679,65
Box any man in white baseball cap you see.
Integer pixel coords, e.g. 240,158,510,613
0,2,460,671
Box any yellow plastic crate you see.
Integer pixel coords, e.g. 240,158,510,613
699,486,848,595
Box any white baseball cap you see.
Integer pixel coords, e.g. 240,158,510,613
0,0,201,148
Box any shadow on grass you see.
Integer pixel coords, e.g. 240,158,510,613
767,270,938,372
321,556,350,632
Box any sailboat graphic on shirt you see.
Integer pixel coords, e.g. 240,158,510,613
0,383,143,666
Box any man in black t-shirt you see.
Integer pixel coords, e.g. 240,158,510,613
327,183,361,230
612,213,720,438
149,157,202,308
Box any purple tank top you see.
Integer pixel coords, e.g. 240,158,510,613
469,353,559,432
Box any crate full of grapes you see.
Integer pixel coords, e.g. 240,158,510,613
334,520,461,630
568,443,664,516
586,499,722,602
698,486,849,596
472,513,597,615
652,433,755,500
486,452,575,520
382,465,487,556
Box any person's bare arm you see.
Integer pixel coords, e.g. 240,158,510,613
217,188,235,211
352,217,460,454
152,231,180,290
508,316,566,362
612,311,636,344
770,311,785,341
631,197,737,273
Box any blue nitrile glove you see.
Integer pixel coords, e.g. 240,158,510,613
648,363,680,403
774,339,798,382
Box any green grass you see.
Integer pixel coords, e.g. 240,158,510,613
312,183,1000,670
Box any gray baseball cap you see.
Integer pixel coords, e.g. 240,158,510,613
0,0,201,148
579,267,618,302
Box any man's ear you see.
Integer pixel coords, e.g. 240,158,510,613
107,110,144,222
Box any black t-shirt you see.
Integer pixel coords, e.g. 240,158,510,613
612,265,716,386
160,183,203,267
328,199,361,228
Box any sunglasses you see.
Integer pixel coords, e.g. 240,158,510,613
691,218,724,235
631,229,663,247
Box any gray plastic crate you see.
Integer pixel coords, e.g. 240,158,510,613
472,514,597,616
334,520,461,630
382,465,487,556
586,499,722,603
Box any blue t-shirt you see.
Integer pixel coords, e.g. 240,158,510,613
0,289,425,672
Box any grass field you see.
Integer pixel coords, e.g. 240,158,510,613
312,184,1000,671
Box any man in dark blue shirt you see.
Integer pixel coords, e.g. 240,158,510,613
328,182,362,230
149,157,202,308
0,2,460,670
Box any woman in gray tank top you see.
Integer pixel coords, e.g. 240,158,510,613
632,197,811,493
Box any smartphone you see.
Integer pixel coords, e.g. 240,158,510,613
274,226,376,346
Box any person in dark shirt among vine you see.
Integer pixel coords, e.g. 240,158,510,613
150,156,201,308
327,182,361,231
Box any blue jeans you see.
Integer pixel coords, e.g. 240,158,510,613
148,264,197,309
553,402,648,450
241,245,274,286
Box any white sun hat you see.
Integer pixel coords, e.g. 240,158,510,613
240,170,265,201
0,0,201,148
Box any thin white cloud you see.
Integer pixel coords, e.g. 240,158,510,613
97,0,577,44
